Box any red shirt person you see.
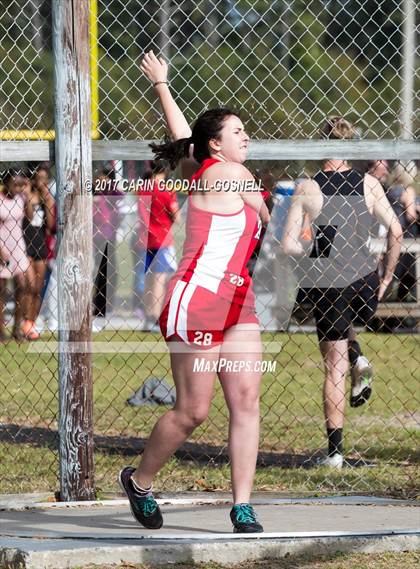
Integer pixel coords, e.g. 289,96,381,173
134,165,180,329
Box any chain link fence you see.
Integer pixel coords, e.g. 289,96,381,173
0,0,419,498
2,0,419,139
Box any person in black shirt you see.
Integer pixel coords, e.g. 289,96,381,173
283,117,403,468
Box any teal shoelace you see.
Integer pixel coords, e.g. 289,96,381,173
139,496,158,516
233,503,257,524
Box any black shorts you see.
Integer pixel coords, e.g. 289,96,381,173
304,271,380,342
24,228,48,261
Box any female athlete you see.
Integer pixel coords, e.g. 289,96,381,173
119,51,270,533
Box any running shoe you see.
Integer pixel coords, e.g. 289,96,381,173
118,466,163,529
316,453,344,470
350,355,373,408
230,503,263,533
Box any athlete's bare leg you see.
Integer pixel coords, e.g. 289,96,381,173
13,268,34,334
132,346,219,489
26,258,46,322
319,339,348,429
218,323,262,504
145,272,167,321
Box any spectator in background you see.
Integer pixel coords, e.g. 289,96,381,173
22,167,55,339
387,161,417,239
0,170,34,341
93,168,124,319
30,164,57,198
386,161,418,302
133,163,180,330
30,164,58,331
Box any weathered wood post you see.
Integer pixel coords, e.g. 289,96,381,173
53,0,95,501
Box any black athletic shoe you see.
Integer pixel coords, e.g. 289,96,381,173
118,466,163,529
230,503,263,533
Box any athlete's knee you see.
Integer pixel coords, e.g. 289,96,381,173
176,405,209,430
231,390,260,416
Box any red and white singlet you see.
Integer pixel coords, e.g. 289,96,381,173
159,158,261,348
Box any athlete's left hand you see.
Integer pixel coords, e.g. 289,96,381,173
140,50,168,85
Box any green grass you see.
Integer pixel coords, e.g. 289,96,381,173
0,332,418,497
79,552,420,569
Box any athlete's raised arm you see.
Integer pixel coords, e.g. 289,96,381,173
140,51,198,178
140,50,191,140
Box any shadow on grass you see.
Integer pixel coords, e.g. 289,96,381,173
0,423,308,467
0,423,394,469
361,445,420,463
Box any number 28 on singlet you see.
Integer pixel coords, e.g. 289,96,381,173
229,273,245,287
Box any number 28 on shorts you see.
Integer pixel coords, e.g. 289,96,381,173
193,331,213,346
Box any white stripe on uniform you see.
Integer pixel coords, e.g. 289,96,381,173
176,283,197,343
189,210,246,293
166,280,187,337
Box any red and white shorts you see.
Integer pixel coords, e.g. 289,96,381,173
159,280,259,349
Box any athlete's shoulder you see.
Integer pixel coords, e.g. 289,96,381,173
204,161,254,181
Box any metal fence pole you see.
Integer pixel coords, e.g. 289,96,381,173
159,0,171,63
401,0,415,139
53,0,95,501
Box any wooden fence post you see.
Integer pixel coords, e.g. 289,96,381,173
53,0,95,501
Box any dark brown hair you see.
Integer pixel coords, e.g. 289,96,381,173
150,108,240,169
